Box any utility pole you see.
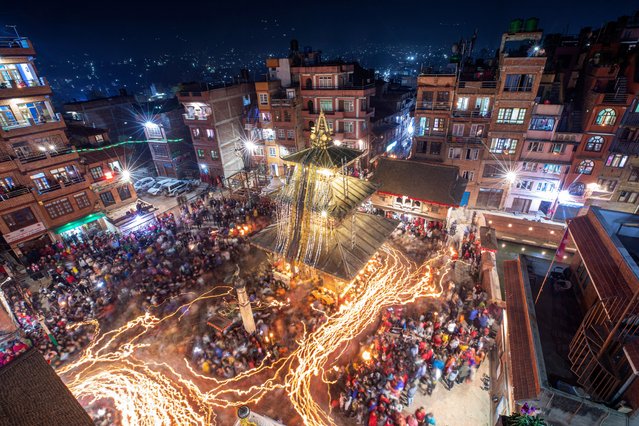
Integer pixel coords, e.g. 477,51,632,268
232,266,256,334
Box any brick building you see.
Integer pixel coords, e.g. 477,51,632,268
0,35,98,257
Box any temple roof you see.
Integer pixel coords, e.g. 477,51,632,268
281,110,363,168
251,212,398,281
371,158,467,207
277,175,378,222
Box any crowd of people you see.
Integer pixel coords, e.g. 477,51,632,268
333,257,501,426
1,192,274,369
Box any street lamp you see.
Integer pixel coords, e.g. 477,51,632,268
121,170,131,182
504,171,518,185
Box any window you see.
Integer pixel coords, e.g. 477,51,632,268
192,128,201,138
343,121,354,133
522,162,538,172
416,140,427,153
483,164,503,178
280,147,289,156
261,112,271,122
99,191,116,207
259,93,268,105
74,192,91,209
529,116,555,131
535,182,556,192
606,154,628,168
470,124,485,137
452,124,464,136
89,166,104,180
542,164,562,174
597,178,617,192
327,120,334,131
145,123,163,139
576,160,594,175
277,129,286,139
2,207,37,231
490,138,518,154
197,149,205,158
95,134,104,143
117,185,132,201
448,148,462,159
629,168,639,182
619,191,639,204
550,143,565,154
286,130,294,139
436,92,450,102
504,74,534,92
17,101,53,123
108,161,121,172
206,129,214,139
595,108,616,126
516,180,533,190
343,101,354,112
432,118,445,132
527,141,545,152
497,108,527,124
569,182,585,196
44,198,74,219
461,171,474,181
417,117,429,136
210,150,219,160
318,76,332,88
283,110,291,121
319,99,333,112
151,144,169,157
466,148,479,160
268,147,276,157
255,147,264,156
585,136,604,152
430,142,442,155
456,97,469,111
475,97,490,116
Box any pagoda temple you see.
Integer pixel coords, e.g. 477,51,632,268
251,111,397,281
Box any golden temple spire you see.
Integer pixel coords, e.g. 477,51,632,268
310,110,333,149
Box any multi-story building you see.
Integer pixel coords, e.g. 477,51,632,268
292,61,376,167
370,81,415,159
177,82,255,184
412,73,455,164
0,35,98,257
607,96,639,213
63,91,137,142
480,26,546,210
140,98,196,179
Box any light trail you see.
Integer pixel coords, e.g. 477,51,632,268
57,245,458,425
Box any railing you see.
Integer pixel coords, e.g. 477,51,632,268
448,135,484,144
503,86,533,93
457,81,497,89
182,113,210,121
37,182,62,194
1,114,62,132
602,93,631,104
0,187,30,201
36,175,86,195
302,83,375,91
452,110,491,119
17,152,47,164
0,154,13,163
417,101,452,111
0,77,47,90
0,37,30,49
49,147,76,157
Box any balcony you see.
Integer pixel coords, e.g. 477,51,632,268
16,148,79,173
452,110,491,119
0,114,65,139
416,101,452,111
600,92,632,105
448,135,484,144
0,37,35,56
0,77,51,98
34,175,87,202
0,154,17,174
182,113,211,121
302,83,375,91
0,187,35,209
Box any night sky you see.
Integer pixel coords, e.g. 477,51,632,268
1,0,635,58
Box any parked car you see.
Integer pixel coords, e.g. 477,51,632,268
133,177,156,192
147,179,178,195
165,182,189,196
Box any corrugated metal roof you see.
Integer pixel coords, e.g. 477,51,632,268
251,213,397,281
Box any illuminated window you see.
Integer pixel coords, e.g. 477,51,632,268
287,129,295,139
206,129,214,139
456,97,469,111
595,108,616,126
277,129,285,139
448,148,462,159
197,149,204,158
192,128,201,138
585,136,604,152
318,76,332,88
258,93,268,105
268,147,276,157
529,116,555,131
550,143,565,154
452,124,464,136
606,154,628,168
496,108,526,124
576,160,594,175
319,99,333,112
461,170,474,181
432,118,445,132
490,138,518,154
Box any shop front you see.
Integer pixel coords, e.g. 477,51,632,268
53,212,116,242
